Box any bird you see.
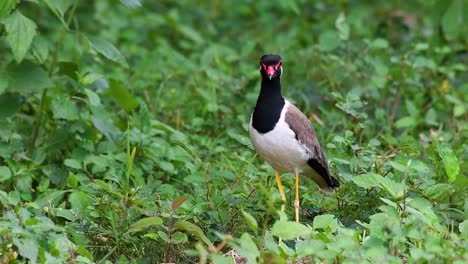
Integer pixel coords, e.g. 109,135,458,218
249,54,340,223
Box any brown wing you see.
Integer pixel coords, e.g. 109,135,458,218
285,103,339,188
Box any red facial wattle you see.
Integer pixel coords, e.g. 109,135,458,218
261,61,282,79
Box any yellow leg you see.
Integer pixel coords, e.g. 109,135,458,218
294,172,300,223
274,170,286,212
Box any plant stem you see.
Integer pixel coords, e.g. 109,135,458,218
28,0,80,154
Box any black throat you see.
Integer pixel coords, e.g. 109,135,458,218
251,77,285,134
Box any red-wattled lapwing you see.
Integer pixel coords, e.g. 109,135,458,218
249,54,340,223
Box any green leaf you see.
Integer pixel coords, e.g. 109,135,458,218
313,214,338,231
108,79,139,112
31,35,49,64
0,0,18,19
233,233,260,264
352,173,381,188
5,61,52,92
422,183,452,200
271,220,310,240
174,220,211,246
158,231,171,243
87,36,129,68
441,0,466,41
178,25,204,44
91,105,122,141
43,0,74,28
170,231,188,244
0,166,12,182
84,89,101,106
460,220,468,238
242,210,258,234
51,95,79,120
13,238,38,263
128,216,163,233
52,208,78,221
318,30,341,51
69,191,92,209
395,116,416,128
369,38,389,49
335,12,349,40
79,72,102,85
0,93,22,118
435,140,459,182
64,159,81,169
2,10,37,62
379,177,407,199
120,0,142,8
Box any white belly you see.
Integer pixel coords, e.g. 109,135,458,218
249,102,309,173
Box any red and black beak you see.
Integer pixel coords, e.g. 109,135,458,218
265,65,276,80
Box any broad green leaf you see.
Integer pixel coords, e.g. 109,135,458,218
128,216,163,233
51,95,79,120
91,105,122,141
0,93,22,118
120,0,142,8
352,173,381,188
313,214,338,231
0,166,12,182
69,191,92,209
242,210,258,234
318,30,341,51
13,238,38,263
52,208,78,221
174,220,211,246
29,36,49,66
80,72,103,85
435,140,459,182
422,183,452,200
2,10,37,62
0,0,18,19
43,0,74,28
460,220,468,238
379,177,407,199
271,220,310,240
369,38,389,49
442,0,466,41
87,36,129,68
64,159,81,169
170,231,188,244
395,116,416,128
158,231,171,243
108,79,139,112
233,233,260,264
6,61,52,92
211,254,235,264
84,89,101,106
296,239,327,257
171,196,188,212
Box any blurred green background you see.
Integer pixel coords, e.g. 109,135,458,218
0,0,467,263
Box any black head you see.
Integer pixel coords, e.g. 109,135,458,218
259,54,282,80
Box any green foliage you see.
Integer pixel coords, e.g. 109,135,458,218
0,0,467,263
